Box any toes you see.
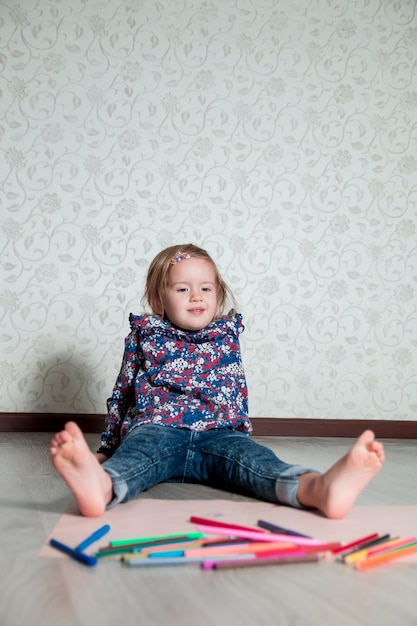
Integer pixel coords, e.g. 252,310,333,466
65,421,83,438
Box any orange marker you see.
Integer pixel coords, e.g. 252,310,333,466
185,541,297,558
356,540,417,571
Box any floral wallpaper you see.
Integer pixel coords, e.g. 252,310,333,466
1,0,416,421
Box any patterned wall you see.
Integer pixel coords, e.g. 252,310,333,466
1,0,416,421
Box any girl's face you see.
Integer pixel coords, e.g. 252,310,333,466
161,257,218,331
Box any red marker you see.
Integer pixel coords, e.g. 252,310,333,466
331,533,380,556
189,516,264,534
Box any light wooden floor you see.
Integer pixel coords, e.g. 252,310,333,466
1,432,416,626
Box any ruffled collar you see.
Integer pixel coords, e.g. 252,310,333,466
129,312,243,343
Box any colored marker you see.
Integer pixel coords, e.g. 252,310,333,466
133,535,205,551
262,542,341,557
96,545,140,557
97,537,199,557
189,516,265,534
75,524,111,551
49,538,97,567
183,541,297,558
367,537,416,558
97,534,205,558
110,532,204,547
96,545,141,557
257,519,312,538
139,539,207,554
201,538,250,547
356,540,417,571
330,533,380,556
202,553,320,570
339,534,391,562
125,556,206,567
196,524,323,546
142,540,339,560
124,553,254,567
344,537,405,565
149,550,187,558
137,537,246,553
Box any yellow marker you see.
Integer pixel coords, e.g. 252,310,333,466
344,537,403,565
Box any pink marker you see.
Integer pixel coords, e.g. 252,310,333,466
196,524,323,546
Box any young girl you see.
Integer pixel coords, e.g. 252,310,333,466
50,243,385,519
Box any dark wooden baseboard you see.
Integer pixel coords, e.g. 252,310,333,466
0,413,416,438
252,418,417,438
0,413,104,434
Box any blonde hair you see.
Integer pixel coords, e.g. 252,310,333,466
143,243,234,318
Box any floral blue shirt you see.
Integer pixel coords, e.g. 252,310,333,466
98,312,251,455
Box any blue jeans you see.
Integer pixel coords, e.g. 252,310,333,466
102,425,317,510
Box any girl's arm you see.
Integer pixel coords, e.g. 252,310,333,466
97,330,140,456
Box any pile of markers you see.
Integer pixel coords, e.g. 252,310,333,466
49,516,417,571
330,532,417,571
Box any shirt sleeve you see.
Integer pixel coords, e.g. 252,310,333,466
97,330,141,456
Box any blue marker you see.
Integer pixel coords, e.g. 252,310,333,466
49,538,98,567
75,524,111,551
148,550,186,558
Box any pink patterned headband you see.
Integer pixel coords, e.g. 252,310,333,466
170,251,191,265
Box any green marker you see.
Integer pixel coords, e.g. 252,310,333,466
109,531,204,548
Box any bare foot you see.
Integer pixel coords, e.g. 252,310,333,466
297,430,385,519
50,421,113,517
